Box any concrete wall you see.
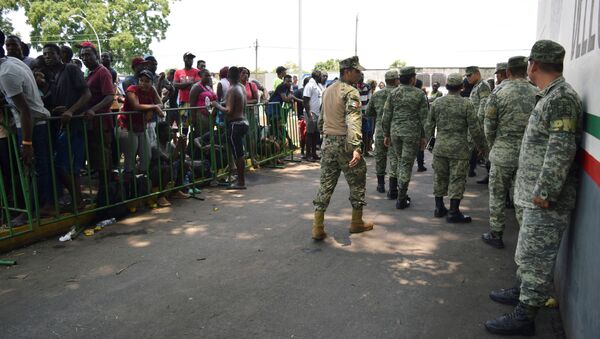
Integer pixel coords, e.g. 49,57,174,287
537,0,600,338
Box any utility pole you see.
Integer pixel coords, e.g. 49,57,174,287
254,38,258,73
354,14,358,56
298,0,303,75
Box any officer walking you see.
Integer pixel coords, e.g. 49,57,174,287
381,66,428,209
424,73,486,223
311,56,374,241
481,56,538,249
485,40,582,336
366,70,399,197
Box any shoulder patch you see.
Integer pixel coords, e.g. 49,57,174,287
549,118,577,133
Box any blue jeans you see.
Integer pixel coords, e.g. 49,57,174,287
17,123,53,206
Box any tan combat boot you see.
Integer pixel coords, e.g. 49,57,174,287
349,208,374,233
312,210,327,241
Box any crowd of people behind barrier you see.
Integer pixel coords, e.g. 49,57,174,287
0,32,304,229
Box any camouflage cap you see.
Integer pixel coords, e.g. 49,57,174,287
446,73,463,86
385,69,399,80
507,56,528,69
464,66,479,76
399,66,416,76
339,56,366,71
529,40,565,64
494,62,507,74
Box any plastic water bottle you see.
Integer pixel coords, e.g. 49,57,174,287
96,218,116,228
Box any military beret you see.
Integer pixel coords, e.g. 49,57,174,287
400,66,416,76
529,40,565,64
385,69,399,80
465,66,479,76
339,56,365,71
494,62,507,74
507,56,528,69
446,73,463,86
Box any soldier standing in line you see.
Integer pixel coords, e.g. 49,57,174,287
424,73,486,223
494,62,508,86
366,70,399,197
481,56,538,249
311,56,374,241
465,65,491,178
485,40,582,336
381,66,428,209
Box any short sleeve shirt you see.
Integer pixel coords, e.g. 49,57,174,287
174,68,200,103
269,83,290,103
86,64,115,129
302,78,323,115
118,85,156,132
0,57,51,120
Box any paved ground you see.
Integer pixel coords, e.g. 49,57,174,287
0,153,564,339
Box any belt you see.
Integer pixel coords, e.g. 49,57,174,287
325,134,346,139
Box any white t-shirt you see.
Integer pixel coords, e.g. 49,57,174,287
302,78,324,115
0,57,50,122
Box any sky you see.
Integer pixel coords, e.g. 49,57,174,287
9,0,539,71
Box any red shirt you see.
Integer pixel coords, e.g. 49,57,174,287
244,81,258,102
86,64,114,130
174,68,200,104
118,85,156,132
192,83,218,116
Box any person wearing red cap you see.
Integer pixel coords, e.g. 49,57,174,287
122,56,150,92
173,52,200,132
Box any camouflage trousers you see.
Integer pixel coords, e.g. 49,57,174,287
489,164,517,232
515,207,571,307
432,155,469,199
374,133,397,178
391,136,419,183
313,135,367,211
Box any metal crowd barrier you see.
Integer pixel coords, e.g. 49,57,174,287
0,102,300,243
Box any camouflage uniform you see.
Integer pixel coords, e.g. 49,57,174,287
469,77,492,127
381,66,428,203
425,75,485,199
366,73,397,179
313,59,366,212
485,70,538,234
514,74,582,307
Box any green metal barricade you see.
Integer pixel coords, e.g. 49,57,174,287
0,101,301,248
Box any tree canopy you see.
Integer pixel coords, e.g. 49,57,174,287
314,58,340,72
389,59,407,69
2,0,173,73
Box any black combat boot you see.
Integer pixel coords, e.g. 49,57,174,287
484,302,537,336
417,150,427,172
489,286,520,305
376,175,386,193
446,199,471,223
396,181,411,209
482,231,505,249
434,196,448,218
387,177,398,200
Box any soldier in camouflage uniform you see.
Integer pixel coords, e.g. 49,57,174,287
365,70,399,197
424,73,486,223
485,40,582,336
381,66,428,209
465,66,491,178
494,62,508,86
311,56,374,241
481,56,538,249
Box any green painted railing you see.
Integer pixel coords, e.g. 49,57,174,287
0,102,300,242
